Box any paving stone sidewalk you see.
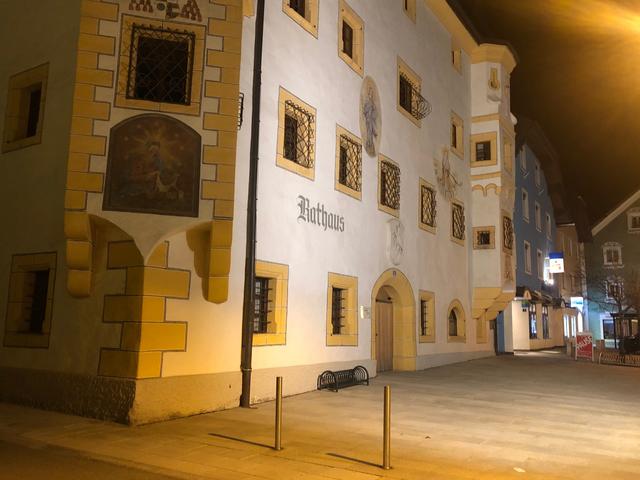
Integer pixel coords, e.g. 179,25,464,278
1,352,639,480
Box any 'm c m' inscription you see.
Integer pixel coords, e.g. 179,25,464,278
297,195,345,232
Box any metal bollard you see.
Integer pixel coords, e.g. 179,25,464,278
383,385,391,470
275,376,283,451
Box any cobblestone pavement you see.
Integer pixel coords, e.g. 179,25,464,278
1,351,639,479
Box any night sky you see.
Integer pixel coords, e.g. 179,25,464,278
456,0,640,226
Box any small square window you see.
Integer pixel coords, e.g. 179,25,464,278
379,156,401,215
627,209,640,232
127,25,195,105
476,141,491,161
471,132,497,165
335,126,362,198
473,227,495,249
451,202,465,243
419,179,437,232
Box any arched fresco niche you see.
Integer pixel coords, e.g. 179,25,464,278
103,114,201,217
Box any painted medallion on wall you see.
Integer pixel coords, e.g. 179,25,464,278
434,146,462,202
103,114,201,217
359,76,381,157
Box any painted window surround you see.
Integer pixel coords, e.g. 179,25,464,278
326,272,358,346
337,0,364,76
253,260,289,346
282,0,319,38
418,290,435,343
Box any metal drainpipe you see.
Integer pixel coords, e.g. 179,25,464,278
240,0,265,408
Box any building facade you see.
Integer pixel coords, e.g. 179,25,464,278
497,120,569,352
0,0,517,424
586,190,640,347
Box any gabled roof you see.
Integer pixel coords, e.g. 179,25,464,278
592,189,640,237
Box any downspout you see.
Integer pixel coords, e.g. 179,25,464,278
240,0,265,408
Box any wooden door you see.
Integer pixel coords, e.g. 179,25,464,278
376,301,394,372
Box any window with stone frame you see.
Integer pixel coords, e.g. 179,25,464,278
283,0,319,37
450,112,464,158
419,291,435,342
503,216,514,251
379,156,400,215
337,131,362,194
277,88,317,180
326,273,358,346
2,63,48,153
628,209,640,232
419,179,437,232
473,226,495,249
475,141,491,161
397,57,429,125
127,25,196,105
605,280,624,301
451,202,465,243
471,132,497,165
253,277,272,334
338,0,364,75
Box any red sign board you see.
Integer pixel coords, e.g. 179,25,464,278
575,332,593,361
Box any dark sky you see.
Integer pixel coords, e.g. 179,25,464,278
456,0,640,226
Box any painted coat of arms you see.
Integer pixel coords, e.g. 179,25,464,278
103,114,201,217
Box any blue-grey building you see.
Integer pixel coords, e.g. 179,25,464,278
497,119,571,352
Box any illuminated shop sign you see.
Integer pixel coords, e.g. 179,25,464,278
548,252,565,273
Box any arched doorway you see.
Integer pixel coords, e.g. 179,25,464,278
371,269,416,372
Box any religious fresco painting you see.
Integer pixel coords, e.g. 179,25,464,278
103,114,200,217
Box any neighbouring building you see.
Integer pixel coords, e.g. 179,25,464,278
0,0,518,424
586,189,640,348
497,118,584,352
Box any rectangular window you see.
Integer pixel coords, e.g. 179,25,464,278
452,202,465,243
326,273,358,346
603,244,622,266
277,88,317,180
535,202,542,231
397,58,427,124
26,269,50,334
524,241,532,274
537,249,544,280
128,25,195,105
419,180,437,231
253,277,272,334
420,300,428,336
520,147,527,171
290,0,305,17
331,287,345,335
451,46,462,73
379,157,400,214
503,216,514,251
522,189,530,221
473,226,495,249
342,21,353,58
283,0,318,36
2,64,48,153
542,305,549,340
450,112,464,158
338,1,364,75
338,134,362,192
402,0,416,22
419,291,435,342
628,211,640,232
475,141,491,161
529,303,538,339
546,213,552,239
535,162,542,187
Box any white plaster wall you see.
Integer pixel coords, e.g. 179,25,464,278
511,300,531,350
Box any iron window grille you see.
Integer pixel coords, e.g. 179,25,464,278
253,277,272,334
25,269,50,334
127,24,196,105
342,20,354,58
475,141,491,161
331,287,345,335
237,92,244,130
449,310,458,337
380,160,400,211
420,300,428,336
338,134,362,192
398,72,431,120
283,100,315,168
420,185,436,227
503,216,514,250
528,302,538,339
452,203,465,240
476,230,492,247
